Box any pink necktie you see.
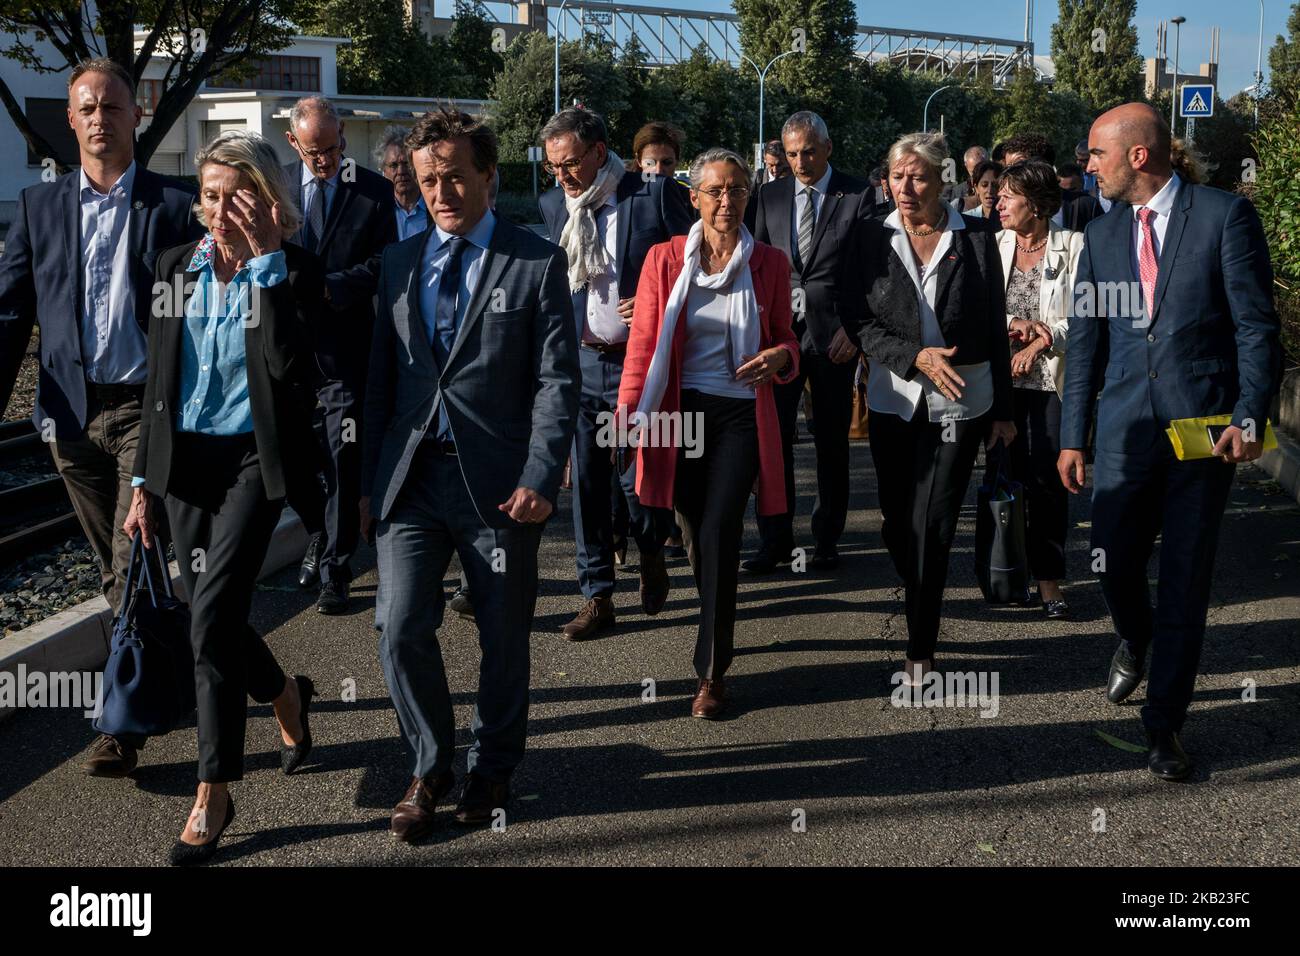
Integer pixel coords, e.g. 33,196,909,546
1137,206,1159,322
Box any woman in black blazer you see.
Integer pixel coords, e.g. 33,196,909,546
125,130,323,865
855,132,1016,689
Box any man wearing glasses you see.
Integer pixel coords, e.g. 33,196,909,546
282,96,397,615
538,107,693,641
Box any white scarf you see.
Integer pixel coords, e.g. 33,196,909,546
637,220,760,417
559,150,626,292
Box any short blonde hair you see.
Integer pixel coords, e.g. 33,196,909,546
886,131,949,179
193,130,301,236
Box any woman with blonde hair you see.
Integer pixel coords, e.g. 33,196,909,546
125,130,324,864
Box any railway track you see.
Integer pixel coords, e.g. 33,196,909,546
0,420,80,567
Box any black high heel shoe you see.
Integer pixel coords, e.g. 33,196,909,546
280,675,316,775
169,796,235,866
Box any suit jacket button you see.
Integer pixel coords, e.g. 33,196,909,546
1146,334,1155,343
155,401,164,411
1148,370,1158,379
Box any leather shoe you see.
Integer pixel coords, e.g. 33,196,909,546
691,678,726,719
82,733,139,777
740,549,792,574
280,675,316,775
169,796,235,866
298,532,324,588
391,771,456,843
1106,641,1145,703
640,549,670,616
316,579,348,615
453,773,510,825
1044,598,1069,620
809,544,840,570
562,595,614,640
448,585,474,621
1146,729,1193,781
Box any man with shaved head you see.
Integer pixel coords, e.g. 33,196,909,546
1059,102,1281,781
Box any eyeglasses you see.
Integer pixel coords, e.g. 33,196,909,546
383,159,411,172
543,144,596,177
695,186,750,202
297,142,342,161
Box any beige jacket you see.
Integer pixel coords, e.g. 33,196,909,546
996,222,1085,398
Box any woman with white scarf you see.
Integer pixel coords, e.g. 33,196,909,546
617,148,800,720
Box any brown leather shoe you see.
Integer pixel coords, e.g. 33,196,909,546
390,771,456,843
691,679,727,719
639,549,670,616
453,773,510,826
82,734,138,777
562,595,614,640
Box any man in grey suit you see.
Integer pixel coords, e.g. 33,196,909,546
360,110,579,840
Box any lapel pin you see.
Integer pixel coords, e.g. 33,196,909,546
132,200,143,210
1044,265,1058,279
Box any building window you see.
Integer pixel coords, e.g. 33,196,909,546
210,56,321,92
138,79,164,115
23,97,80,167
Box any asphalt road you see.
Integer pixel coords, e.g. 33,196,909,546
1,439,1298,867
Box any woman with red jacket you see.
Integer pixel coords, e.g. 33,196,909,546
618,147,800,719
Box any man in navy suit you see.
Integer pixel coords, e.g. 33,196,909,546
280,95,396,615
1059,103,1282,781
0,58,200,777
538,107,693,641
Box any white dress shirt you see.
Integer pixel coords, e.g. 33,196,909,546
867,204,993,422
680,282,756,400
79,161,146,385
584,193,626,344
1129,173,1181,283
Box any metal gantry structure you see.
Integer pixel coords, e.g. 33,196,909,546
475,0,1035,82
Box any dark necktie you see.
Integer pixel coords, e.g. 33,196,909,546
433,236,469,371
306,179,326,253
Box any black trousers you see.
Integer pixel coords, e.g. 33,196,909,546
674,390,760,680
756,350,854,554
164,432,287,782
870,405,986,662
985,388,1068,582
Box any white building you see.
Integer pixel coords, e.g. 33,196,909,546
0,29,490,225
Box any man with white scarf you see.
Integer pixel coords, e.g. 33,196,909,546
538,107,694,641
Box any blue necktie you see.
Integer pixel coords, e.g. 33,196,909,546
432,236,468,440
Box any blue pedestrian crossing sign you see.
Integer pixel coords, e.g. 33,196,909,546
1180,84,1214,118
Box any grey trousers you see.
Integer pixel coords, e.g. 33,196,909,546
375,445,543,782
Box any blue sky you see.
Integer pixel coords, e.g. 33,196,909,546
467,1,1295,97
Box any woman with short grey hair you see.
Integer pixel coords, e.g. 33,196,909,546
126,129,323,864
856,131,1016,687
618,146,800,719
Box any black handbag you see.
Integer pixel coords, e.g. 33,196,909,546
93,533,195,738
975,440,1031,605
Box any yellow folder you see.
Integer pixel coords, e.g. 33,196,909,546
1164,414,1278,461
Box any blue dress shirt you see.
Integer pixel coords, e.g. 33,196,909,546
419,209,496,439
80,161,147,385
396,200,430,241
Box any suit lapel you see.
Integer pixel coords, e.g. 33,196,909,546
615,178,635,280
317,173,354,250
767,177,794,262
804,176,841,269
60,174,81,313
129,170,157,332
932,227,964,317
400,229,437,376
997,228,1015,286
1150,184,1190,326
445,221,515,371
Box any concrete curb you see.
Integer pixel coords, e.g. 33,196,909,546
1258,424,1300,506
0,510,309,724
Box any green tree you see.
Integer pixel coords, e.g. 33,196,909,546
1266,2,1300,114
297,0,466,98
1049,0,1144,113
0,0,296,170
650,46,755,160
448,0,504,99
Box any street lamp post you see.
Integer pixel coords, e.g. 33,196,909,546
553,0,572,117
1255,1,1265,128
923,85,953,132
1170,16,1186,136
740,49,799,147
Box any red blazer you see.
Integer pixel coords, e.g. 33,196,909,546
617,235,800,515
